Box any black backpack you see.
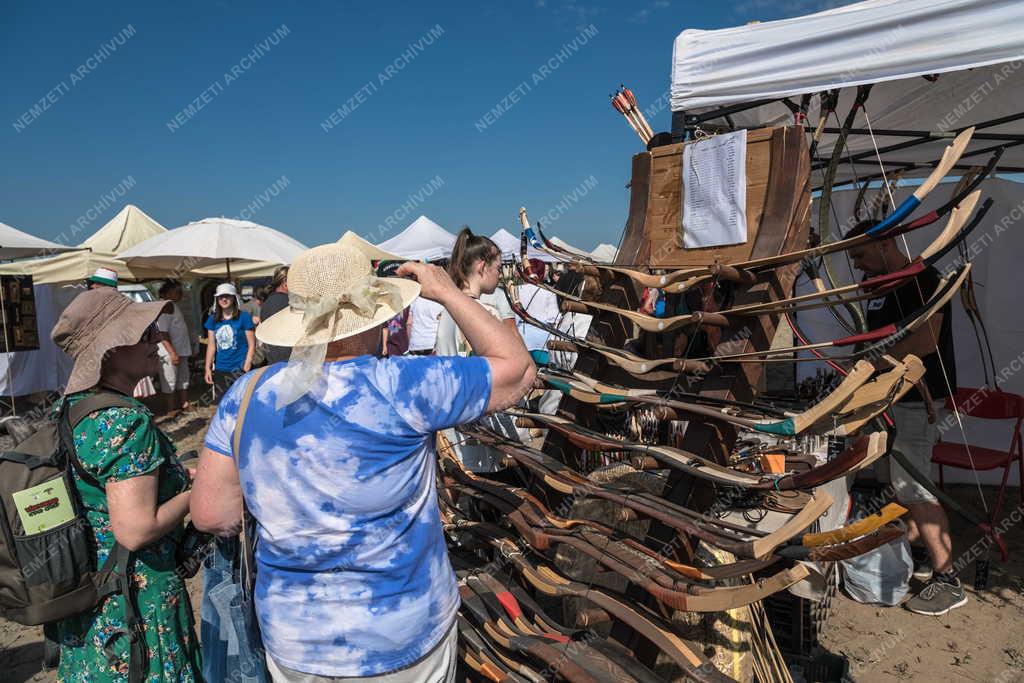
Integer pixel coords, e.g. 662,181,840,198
0,393,148,681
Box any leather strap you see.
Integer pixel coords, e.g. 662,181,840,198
232,367,270,625
233,367,269,457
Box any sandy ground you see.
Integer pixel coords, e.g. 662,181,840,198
819,484,1024,683
1,403,1022,682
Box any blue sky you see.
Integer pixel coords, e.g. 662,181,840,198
1,0,839,252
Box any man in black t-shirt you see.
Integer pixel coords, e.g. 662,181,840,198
847,220,965,616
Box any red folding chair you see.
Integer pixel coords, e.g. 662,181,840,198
932,387,1024,559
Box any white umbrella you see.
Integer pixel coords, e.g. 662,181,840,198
0,221,76,260
119,217,307,277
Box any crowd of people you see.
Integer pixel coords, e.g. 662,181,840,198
36,218,963,681
44,228,545,682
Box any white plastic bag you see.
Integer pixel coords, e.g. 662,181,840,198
841,520,913,606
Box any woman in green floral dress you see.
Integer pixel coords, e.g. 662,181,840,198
50,287,203,682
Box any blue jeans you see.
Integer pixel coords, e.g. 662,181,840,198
201,537,268,683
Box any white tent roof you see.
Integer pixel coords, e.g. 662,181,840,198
670,0,1024,184
549,236,589,257
82,204,165,253
0,222,74,260
376,216,456,262
0,205,170,283
489,228,559,263
590,243,618,263
490,229,520,261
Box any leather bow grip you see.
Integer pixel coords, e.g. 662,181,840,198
559,300,589,314
546,339,579,353
693,311,730,328
712,263,758,285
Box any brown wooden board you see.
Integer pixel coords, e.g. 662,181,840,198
619,126,800,268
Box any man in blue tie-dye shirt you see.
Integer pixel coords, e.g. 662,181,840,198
191,236,536,681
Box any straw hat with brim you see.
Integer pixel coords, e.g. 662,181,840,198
256,232,420,348
52,288,171,395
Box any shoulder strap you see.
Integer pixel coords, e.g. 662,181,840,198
233,367,270,457
233,367,270,619
60,393,141,490
68,393,141,428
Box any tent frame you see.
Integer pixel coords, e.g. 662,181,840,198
670,93,1024,191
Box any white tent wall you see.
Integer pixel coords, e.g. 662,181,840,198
0,284,79,396
793,177,1024,486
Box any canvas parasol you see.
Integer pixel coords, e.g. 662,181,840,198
118,217,307,277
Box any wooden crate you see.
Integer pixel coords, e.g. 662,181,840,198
617,126,809,268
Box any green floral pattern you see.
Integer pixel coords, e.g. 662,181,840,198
54,391,202,682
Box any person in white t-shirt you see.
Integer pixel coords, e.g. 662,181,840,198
407,296,445,354
516,259,559,352
156,281,193,414
435,228,522,472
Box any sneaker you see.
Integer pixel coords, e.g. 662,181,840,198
904,576,967,616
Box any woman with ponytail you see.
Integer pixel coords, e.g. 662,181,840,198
435,227,515,356
435,227,525,473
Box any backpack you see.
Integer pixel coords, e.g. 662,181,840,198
0,392,149,682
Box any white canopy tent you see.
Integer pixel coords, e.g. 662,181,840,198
548,236,591,258
0,205,170,284
590,243,618,263
670,0,1024,186
376,216,457,262
0,205,171,397
0,222,75,260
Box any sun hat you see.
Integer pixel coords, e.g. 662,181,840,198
214,282,239,303
257,232,419,348
86,267,118,288
257,231,420,407
52,288,170,395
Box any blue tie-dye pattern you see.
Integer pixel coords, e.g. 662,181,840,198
204,355,491,677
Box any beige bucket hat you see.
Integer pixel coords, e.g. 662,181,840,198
52,288,171,395
256,232,420,347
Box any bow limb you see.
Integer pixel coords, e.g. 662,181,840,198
817,86,873,332
960,271,997,386
504,555,736,682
